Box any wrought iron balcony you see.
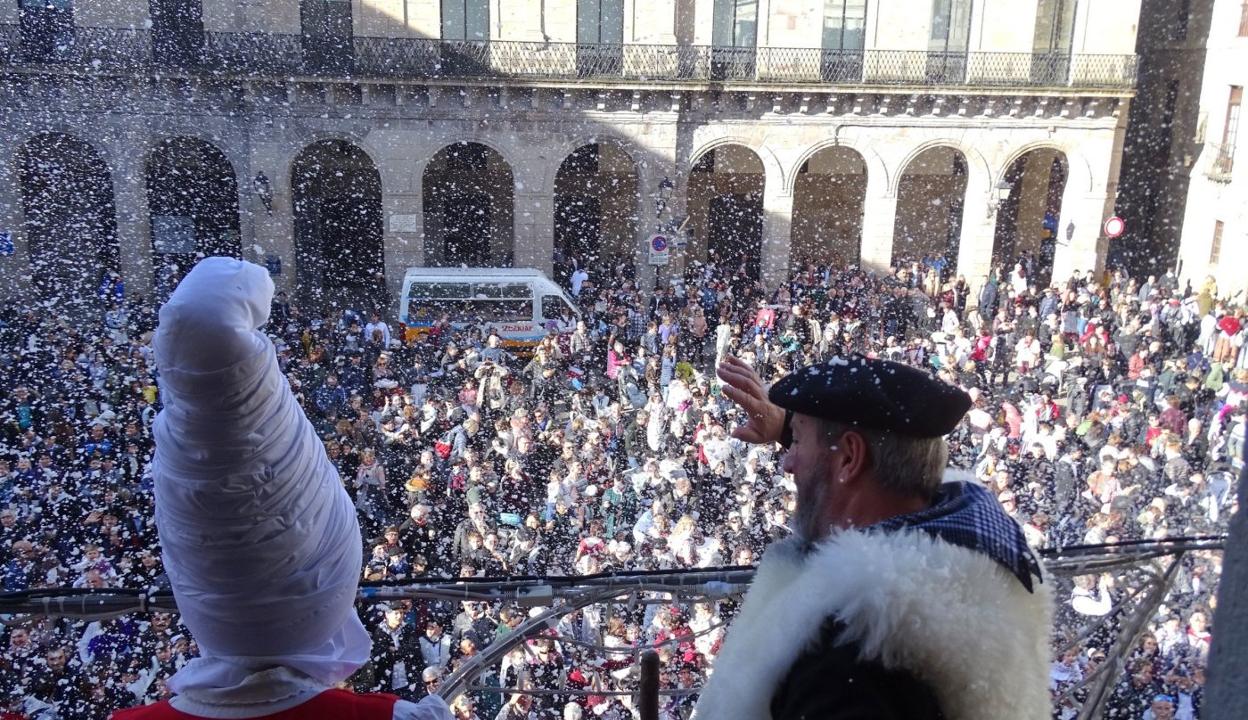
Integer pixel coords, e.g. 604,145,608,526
0,24,1139,90
1205,142,1236,182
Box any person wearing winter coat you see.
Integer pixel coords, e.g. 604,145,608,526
699,355,1050,720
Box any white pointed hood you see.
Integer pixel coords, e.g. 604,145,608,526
152,257,370,692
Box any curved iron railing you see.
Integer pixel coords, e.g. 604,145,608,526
0,25,1139,89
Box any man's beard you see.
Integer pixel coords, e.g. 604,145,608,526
791,470,832,546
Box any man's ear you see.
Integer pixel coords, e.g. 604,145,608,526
839,430,872,485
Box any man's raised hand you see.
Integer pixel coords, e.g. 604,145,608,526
716,355,785,445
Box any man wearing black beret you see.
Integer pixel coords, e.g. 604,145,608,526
694,355,1051,720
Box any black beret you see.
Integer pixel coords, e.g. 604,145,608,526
768,354,971,438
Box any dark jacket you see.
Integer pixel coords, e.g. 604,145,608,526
771,619,944,720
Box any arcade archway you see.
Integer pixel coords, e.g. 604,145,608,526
146,137,241,297
791,146,867,269
893,145,968,276
553,142,639,283
423,142,515,267
993,148,1068,289
16,133,120,314
291,140,385,311
687,144,765,282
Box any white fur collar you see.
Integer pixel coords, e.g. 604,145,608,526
694,529,1052,720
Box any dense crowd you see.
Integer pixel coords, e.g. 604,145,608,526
1,252,1244,720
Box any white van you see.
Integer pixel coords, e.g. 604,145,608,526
399,267,580,349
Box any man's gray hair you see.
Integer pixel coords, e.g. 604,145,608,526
822,420,948,498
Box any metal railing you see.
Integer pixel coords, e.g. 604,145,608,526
0,25,1139,89
1206,142,1236,182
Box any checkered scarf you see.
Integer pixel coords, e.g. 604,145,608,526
871,481,1044,593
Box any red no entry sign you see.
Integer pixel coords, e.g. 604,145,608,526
1104,216,1125,238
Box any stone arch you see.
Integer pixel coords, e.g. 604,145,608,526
278,129,376,183
790,145,868,269
786,138,888,196
688,135,785,189
291,139,386,311
15,132,120,315
996,141,1095,194
992,147,1070,289
892,144,970,275
891,139,988,198
422,141,516,267
146,136,242,298
544,135,645,198
552,141,641,285
687,143,766,282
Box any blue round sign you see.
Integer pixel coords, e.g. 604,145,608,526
651,235,668,252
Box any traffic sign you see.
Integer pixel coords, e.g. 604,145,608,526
648,233,670,265
1104,216,1125,238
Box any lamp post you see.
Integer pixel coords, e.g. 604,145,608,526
253,172,273,215
986,177,1013,219
655,176,674,220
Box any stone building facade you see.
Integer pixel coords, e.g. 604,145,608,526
1173,0,1248,298
0,0,1140,313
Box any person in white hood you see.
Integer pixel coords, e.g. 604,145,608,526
112,258,450,720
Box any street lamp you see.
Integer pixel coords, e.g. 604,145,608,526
986,177,1013,218
253,172,273,215
655,176,675,219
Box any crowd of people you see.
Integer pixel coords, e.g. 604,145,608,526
0,251,1244,719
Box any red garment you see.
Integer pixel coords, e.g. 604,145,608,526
754,307,776,329
1159,407,1187,436
111,689,398,720
971,335,992,362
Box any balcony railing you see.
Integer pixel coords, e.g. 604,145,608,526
1205,142,1236,182
0,25,1139,90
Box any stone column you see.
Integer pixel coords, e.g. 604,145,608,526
111,140,154,297
235,164,259,266
1053,189,1109,284
0,151,31,302
375,155,424,318
760,187,794,288
381,191,423,316
248,140,297,295
514,192,554,275
859,171,897,275
634,170,665,293
957,171,997,298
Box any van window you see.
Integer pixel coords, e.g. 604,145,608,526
540,295,566,320
470,298,532,322
407,282,472,322
408,282,470,300
472,282,529,300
